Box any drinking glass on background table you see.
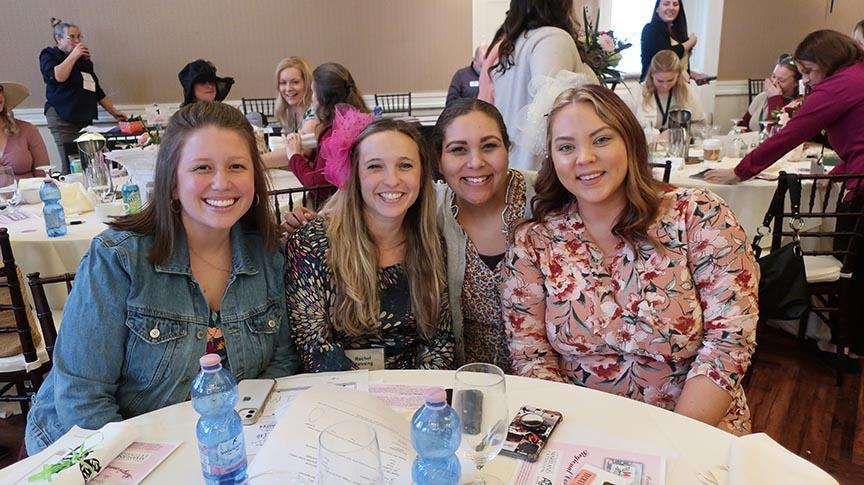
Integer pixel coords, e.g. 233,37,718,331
0,167,21,213
453,363,508,485
666,127,687,159
85,158,115,203
317,420,383,485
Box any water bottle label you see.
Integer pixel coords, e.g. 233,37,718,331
199,435,247,475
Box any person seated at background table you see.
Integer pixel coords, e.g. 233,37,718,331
432,98,537,371
737,54,801,133
640,0,707,83
502,85,759,435
0,82,49,178
852,19,864,50
283,62,369,191
478,0,599,171
262,56,317,168
445,44,487,107
40,17,127,171
705,30,864,185
178,59,234,107
286,116,453,372
25,101,300,454
629,50,705,130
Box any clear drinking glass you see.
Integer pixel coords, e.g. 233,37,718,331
453,363,508,485
0,167,21,213
317,420,383,485
666,127,688,159
85,157,115,203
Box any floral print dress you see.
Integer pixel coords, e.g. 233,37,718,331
501,188,759,434
286,217,454,372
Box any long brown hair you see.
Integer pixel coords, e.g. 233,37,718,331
642,50,690,105
324,119,444,340
110,102,280,263
313,63,369,130
273,56,313,132
488,0,583,76
530,85,662,247
794,29,864,78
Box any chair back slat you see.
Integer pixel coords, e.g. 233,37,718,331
0,228,38,364
374,93,412,116
242,97,276,118
648,160,672,183
748,78,764,103
26,271,74,362
267,185,336,225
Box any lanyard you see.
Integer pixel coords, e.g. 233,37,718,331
654,91,673,128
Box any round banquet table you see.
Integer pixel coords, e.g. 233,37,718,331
3,370,734,484
3,169,302,313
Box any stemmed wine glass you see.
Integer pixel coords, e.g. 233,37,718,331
452,363,508,485
317,420,383,485
0,167,22,215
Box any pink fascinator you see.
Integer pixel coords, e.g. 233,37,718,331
320,104,376,189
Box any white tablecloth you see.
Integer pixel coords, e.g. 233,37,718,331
3,169,302,313
665,158,814,240
2,370,734,484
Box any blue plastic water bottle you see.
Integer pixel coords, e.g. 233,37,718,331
373,105,384,118
191,354,248,485
39,179,66,238
411,387,461,485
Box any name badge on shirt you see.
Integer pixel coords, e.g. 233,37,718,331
344,348,385,370
469,80,480,87
81,72,96,92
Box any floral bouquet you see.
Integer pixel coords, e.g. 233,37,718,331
577,7,632,85
771,97,804,127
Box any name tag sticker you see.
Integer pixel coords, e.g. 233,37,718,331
81,72,96,92
344,348,385,370
469,80,480,87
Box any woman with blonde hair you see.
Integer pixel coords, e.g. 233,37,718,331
630,49,704,130
286,115,453,372
273,56,314,133
502,85,758,434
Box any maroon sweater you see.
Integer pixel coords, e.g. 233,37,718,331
735,63,864,184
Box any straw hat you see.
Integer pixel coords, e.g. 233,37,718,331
0,82,29,111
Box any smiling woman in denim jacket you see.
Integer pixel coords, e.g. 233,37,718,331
25,102,301,454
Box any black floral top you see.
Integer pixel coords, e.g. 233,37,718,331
285,217,454,372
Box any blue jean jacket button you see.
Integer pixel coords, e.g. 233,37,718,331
149,328,160,339
267,319,276,328
197,329,206,339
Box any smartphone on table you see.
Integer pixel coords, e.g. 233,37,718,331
235,378,276,425
499,405,563,462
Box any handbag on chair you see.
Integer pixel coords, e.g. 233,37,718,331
752,173,809,320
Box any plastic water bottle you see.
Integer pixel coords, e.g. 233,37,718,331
410,387,461,485
191,354,248,484
373,105,384,118
39,179,67,238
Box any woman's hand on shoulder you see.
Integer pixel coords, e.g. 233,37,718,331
684,33,698,51
704,168,741,185
282,206,317,236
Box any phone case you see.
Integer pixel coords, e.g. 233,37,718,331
499,405,563,462
235,378,276,425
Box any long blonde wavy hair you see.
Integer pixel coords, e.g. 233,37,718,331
273,56,313,132
323,119,444,340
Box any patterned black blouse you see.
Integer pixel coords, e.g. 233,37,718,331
285,217,454,372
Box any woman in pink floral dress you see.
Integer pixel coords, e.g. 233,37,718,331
501,85,759,434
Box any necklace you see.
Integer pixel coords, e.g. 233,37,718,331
452,170,515,234
188,245,232,274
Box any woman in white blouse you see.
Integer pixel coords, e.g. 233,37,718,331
629,50,705,130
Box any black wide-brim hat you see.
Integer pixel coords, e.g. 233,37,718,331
178,59,234,106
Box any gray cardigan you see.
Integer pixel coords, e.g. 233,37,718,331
435,169,538,365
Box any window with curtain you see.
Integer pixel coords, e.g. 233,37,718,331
597,0,656,76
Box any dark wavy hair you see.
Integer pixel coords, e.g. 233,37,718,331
110,102,280,263
313,63,369,130
488,0,583,76
794,30,864,78
528,85,663,247
650,0,689,44
430,98,510,162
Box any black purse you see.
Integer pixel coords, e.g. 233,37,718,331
751,173,810,320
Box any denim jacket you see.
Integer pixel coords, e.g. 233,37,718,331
26,224,300,453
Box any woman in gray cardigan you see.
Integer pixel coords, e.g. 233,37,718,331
432,98,536,370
